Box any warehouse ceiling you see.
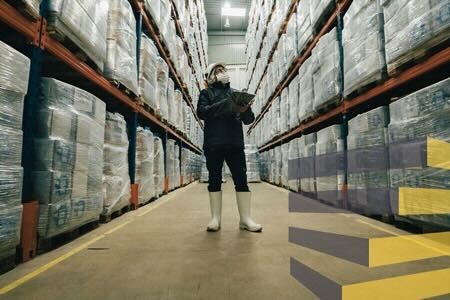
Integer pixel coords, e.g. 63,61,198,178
204,0,252,33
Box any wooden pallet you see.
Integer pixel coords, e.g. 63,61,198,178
38,219,100,254
100,204,131,224
0,250,17,275
108,79,138,99
387,33,450,77
344,72,386,99
314,96,342,115
6,0,40,20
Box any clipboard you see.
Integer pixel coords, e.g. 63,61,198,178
231,91,256,107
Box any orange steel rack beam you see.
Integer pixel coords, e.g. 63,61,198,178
258,47,450,152
248,0,352,134
131,0,204,130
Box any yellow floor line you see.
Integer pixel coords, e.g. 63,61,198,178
0,183,195,295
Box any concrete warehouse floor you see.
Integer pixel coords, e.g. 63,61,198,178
0,181,448,300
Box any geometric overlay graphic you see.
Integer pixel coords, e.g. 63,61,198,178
288,137,450,299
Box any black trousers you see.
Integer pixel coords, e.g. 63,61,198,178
205,146,249,192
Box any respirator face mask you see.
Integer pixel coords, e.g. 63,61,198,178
215,71,230,84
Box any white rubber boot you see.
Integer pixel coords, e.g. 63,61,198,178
236,192,262,232
206,192,222,232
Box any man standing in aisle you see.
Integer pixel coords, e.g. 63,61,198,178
197,62,263,233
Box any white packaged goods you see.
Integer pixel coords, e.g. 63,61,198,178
348,106,390,215
281,143,289,187
158,0,171,41
343,0,386,97
299,133,317,194
289,75,300,129
174,90,183,129
20,0,42,18
297,0,313,54
388,78,450,228
165,139,178,190
136,128,156,203
144,0,160,25
310,0,335,30
0,41,30,259
139,35,159,112
288,139,300,191
105,0,139,95
153,137,165,196
245,144,261,183
312,28,342,112
382,0,450,74
285,13,298,67
167,79,175,125
103,113,130,215
34,78,105,239
298,57,315,122
46,0,108,71
315,125,345,206
156,58,169,118
280,88,289,132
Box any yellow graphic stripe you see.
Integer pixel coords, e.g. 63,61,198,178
398,187,450,215
342,268,450,300
369,232,450,267
427,137,450,170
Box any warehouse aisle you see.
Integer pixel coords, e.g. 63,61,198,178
1,182,448,300
0,182,311,300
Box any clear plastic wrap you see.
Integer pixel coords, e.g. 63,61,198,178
167,79,176,125
157,58,169,119
298,57,315,122
343,0,386,97
388,78,450,228
35,78,105,238
166,139,177,190
0,206,23,258
105,0,139,94
315,125,345,206
297,0,313,54
285,12,298,67
20,0,42,18
136,128,155,203
347,106,390,215
103,113,130,215
288,75,300,129
144,0,160,25
245,144,261,183
299,133,317,194
280,88,289,132
153,136,165,196
0,167,23,210
47,0,108,71
0,40,30,96
174,90,183,129
139,35,159,112
288,139,300,191
312,27,342,112
281,143,289,187
382,0,450,73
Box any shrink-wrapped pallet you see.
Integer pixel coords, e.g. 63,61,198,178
136,128,155,203
166,139,177,190
103,113,130,215
348,106,390,215
298,57,315,122
167,80,176,126
343,0,386,97
285,12,298,67
288,139,300,192
281,143,290,187
289,74,300,129
280,88,289,133
105,0,138,95
46,0,108,71
299,133,317,194
144,0,160,25
297,0,313,54
174,90,183,129
315,125,345,206
139,35,159,112
388,78,450,228
245,144,261,183
34,78,105,239
382,0,450,75
312,28,342,112
0,41,30,258
154,137,165,196
157,58,169,119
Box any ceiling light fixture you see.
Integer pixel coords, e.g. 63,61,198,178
222,7,246,17
224,2,231,8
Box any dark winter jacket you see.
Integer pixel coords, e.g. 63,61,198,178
197,82,255,150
